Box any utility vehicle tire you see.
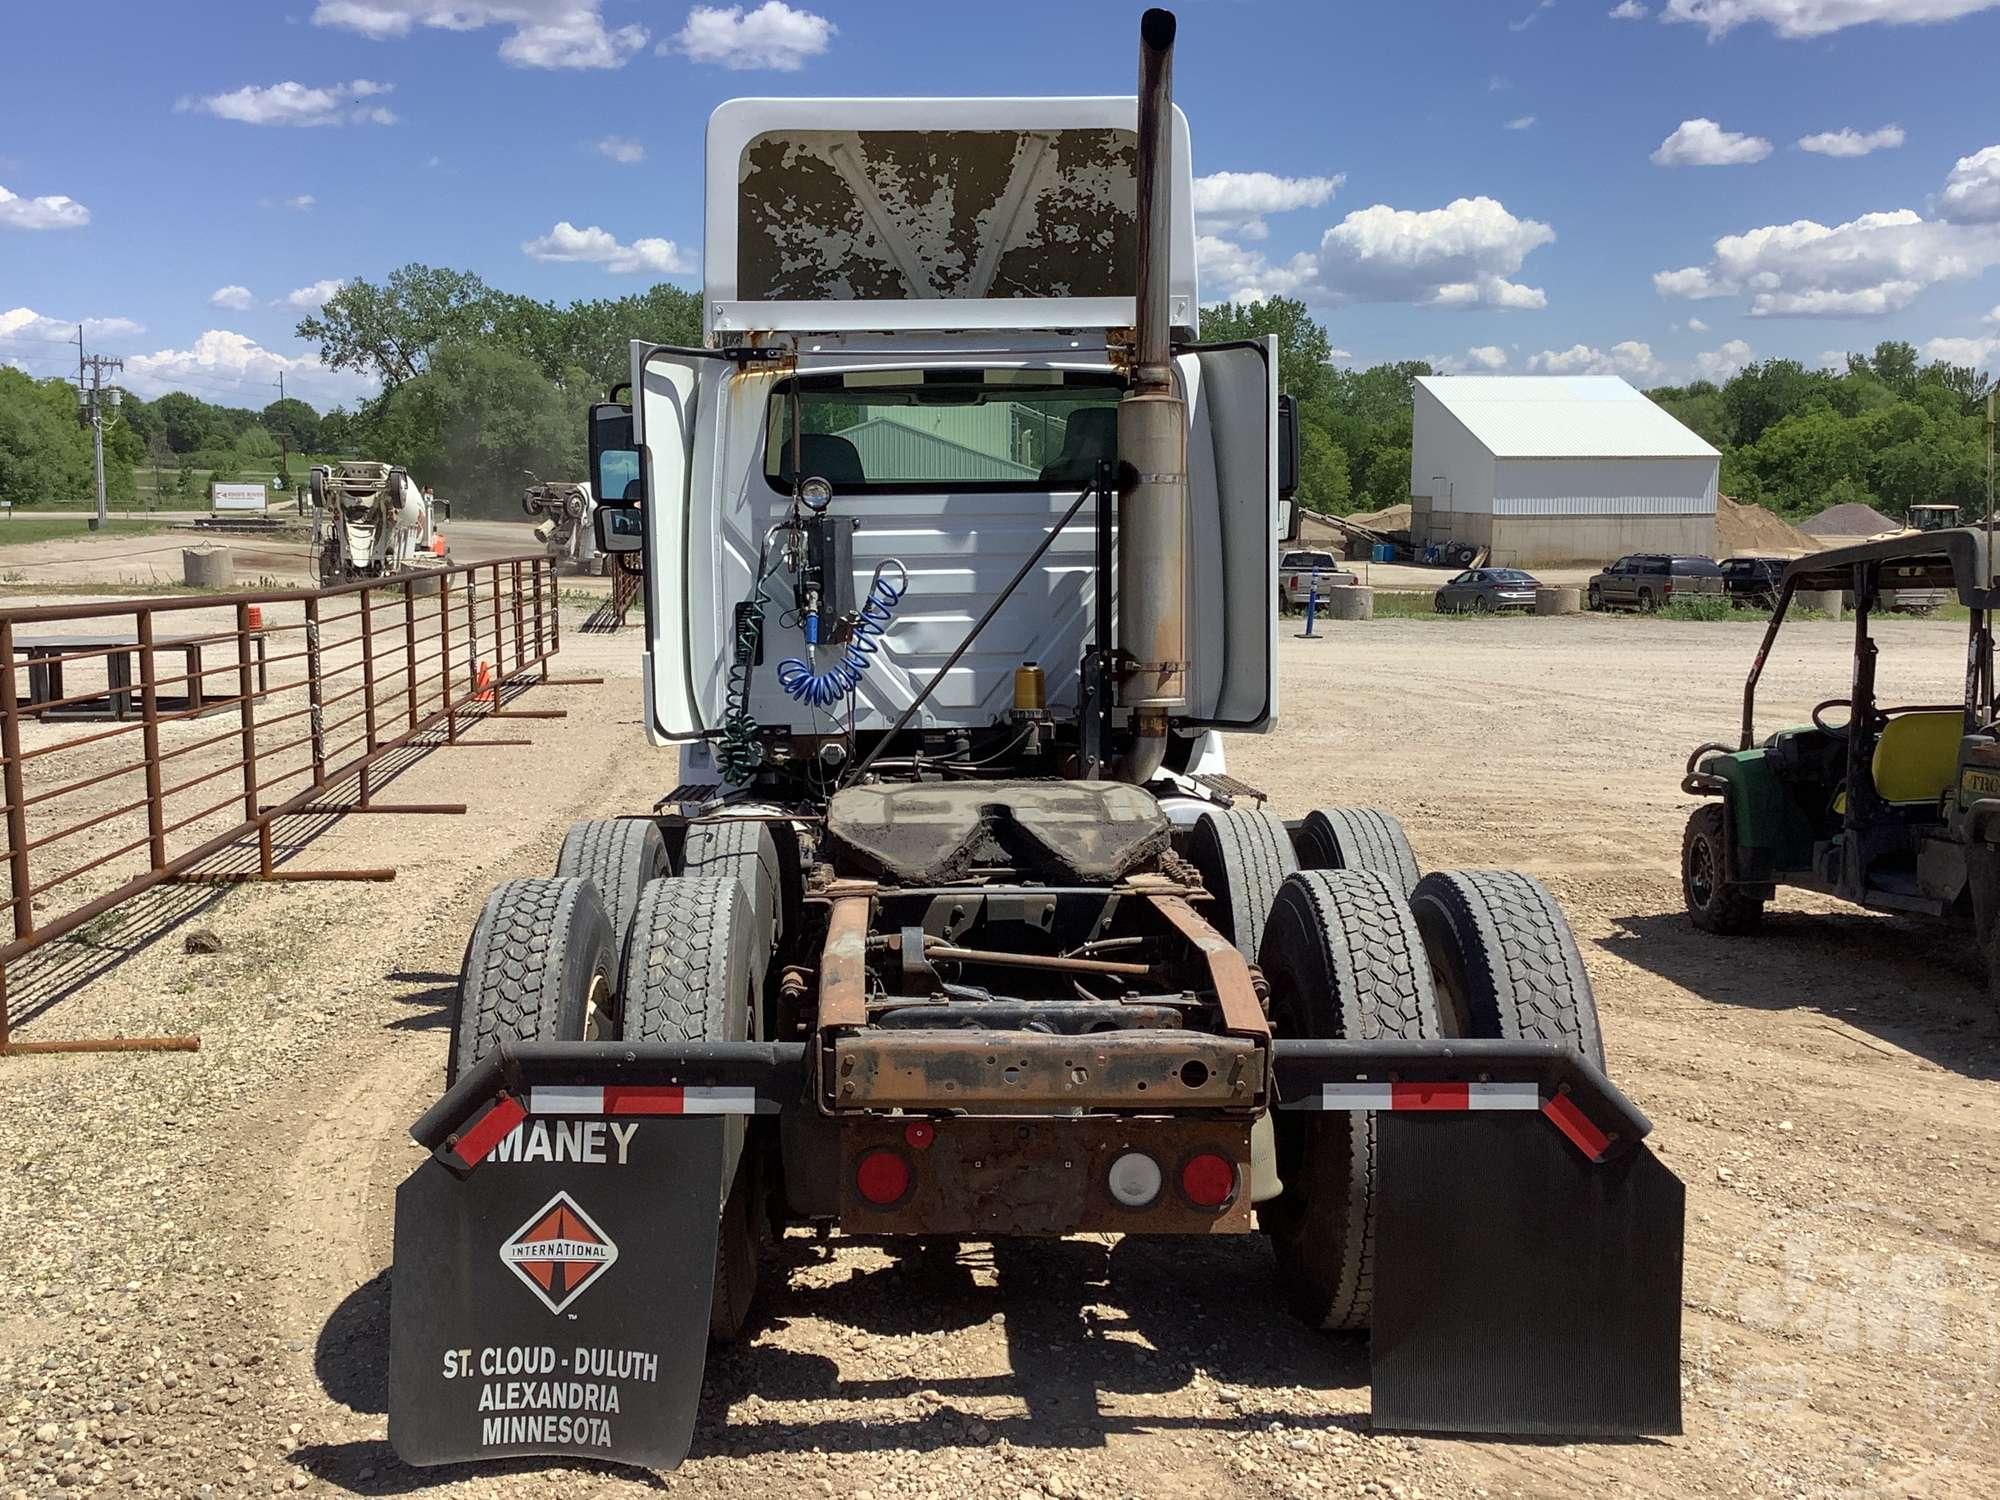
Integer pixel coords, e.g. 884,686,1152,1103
446,876,616,1087
1294,807,1421,897
555,817,668,958
1587,584,1603,611
1257,869,1443,1333
1638,586,1656,611
621,875,764,1342
680,817,784,973
1682,803,1766,936
1187,807,1298,960
1410,869,1605,1068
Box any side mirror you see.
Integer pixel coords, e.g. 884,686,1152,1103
589,403,642,506
594,505,645,555
1277,393,1301,502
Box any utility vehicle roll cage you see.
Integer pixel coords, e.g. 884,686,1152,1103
1735,528,2000,758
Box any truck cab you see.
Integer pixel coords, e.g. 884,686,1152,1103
596,96,1277,790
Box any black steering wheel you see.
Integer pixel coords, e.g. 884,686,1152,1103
1811,698,1852,736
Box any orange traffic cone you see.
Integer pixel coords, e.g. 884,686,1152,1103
432,533,447,557
473,660,494,704
246,605,264,631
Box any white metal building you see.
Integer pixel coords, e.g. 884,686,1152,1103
1408,376,1719,566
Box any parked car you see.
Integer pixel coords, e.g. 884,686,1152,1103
1433,567,1541,614
1719,555,1786,609
1277,548,1358,609
1587,554,1725,611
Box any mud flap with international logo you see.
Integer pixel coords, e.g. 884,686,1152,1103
387,1109,727,1470
1369,1111,1685,1438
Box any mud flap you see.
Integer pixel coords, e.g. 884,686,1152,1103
1370,1111,1684,1437
388,1114,727,1470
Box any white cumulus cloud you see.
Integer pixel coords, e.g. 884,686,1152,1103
669,2,833,70
1654,152,2000,318
1687,316,1710,331
210,285,254,311
1922,333,2000,368
1695,338,1755,380
0,184,90,230
1434,345,1512,373
1505,115,1538,131
1528,340,1662,379
596,135,645,165
183,80,396,128
1799,125,1906,157
313,1,646,69
1652,118,1772,167
281,279,346,312
1310,197,1555,309
1661,0,2000,39
1609,1,1650,17
0,308,143,343
522,221,694,275
124,330,378,407
1191,170,1341,240
1939,145,2000,223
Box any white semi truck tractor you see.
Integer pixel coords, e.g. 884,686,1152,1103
384,9,1685,1473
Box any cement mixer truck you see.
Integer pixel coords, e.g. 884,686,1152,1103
520,473,603,574
304,461,448,584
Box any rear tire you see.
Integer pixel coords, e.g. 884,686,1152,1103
1682,803,1766,935
1638,586,1656,611
447,877,615,1087
555,817,667,956
1257,870,1443,1332
621,875,765,1342
1187,807,1298,960
1294,807,1420,897
1410,869,1604,1068
681,817,784,981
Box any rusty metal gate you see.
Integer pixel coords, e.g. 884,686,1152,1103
0,555,587,1054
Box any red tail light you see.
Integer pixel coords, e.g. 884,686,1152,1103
855,1149,911,1205
1180,1153,1237,1209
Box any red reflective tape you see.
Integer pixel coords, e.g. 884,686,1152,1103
1541,1091,1611,1161
1390,1080,1469,1111
452,1094,526,1167
602,1085,686,1116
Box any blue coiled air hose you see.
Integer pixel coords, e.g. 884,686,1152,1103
777,560,909,709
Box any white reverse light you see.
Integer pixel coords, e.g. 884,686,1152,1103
1107,1151,1163,1208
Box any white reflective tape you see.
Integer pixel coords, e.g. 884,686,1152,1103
1319,1082,1393,1111
1466,1081,1542,1110
677,1086,762,1114
529,1085,607,1115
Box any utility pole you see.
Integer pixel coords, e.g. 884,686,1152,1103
274,372,290,492
74,325,124,532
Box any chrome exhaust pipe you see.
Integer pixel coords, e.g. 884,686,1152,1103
1116,7,1188,782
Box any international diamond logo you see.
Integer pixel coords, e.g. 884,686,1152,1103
499,1192,618,1315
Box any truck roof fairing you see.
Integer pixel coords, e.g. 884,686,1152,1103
702,97,1198,344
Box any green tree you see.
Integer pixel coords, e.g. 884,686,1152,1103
297,264,521,387
1361,444,1411,509
1197,295,1333,405
152,391,220,454
260,397,322,452
1296,422,1352,514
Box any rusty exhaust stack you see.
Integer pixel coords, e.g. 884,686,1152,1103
1116,6,1186,783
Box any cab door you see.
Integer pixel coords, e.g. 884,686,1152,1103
632,342,734,742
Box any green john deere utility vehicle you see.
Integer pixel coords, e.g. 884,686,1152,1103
1682,527,2000,999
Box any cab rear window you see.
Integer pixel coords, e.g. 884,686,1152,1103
764,371,1124,493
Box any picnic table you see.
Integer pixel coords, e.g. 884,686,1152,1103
12,628,271,721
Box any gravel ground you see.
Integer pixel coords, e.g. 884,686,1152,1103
3,607,1997,1500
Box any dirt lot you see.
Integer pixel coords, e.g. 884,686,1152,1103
0,520,568,591
2,608,1997,1500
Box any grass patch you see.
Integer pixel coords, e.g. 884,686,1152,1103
0,515,169,547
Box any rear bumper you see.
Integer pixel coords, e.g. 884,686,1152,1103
420,1036,1654,1166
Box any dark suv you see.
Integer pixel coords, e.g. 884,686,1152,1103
1588,554,1725,611
1719,556,1786,609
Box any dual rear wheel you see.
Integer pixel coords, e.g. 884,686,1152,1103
448,815,784,1342
1195,805,1602,1332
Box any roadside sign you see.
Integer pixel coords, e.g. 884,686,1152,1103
211,482,268,514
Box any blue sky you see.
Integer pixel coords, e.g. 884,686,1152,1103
4,0,2000,412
